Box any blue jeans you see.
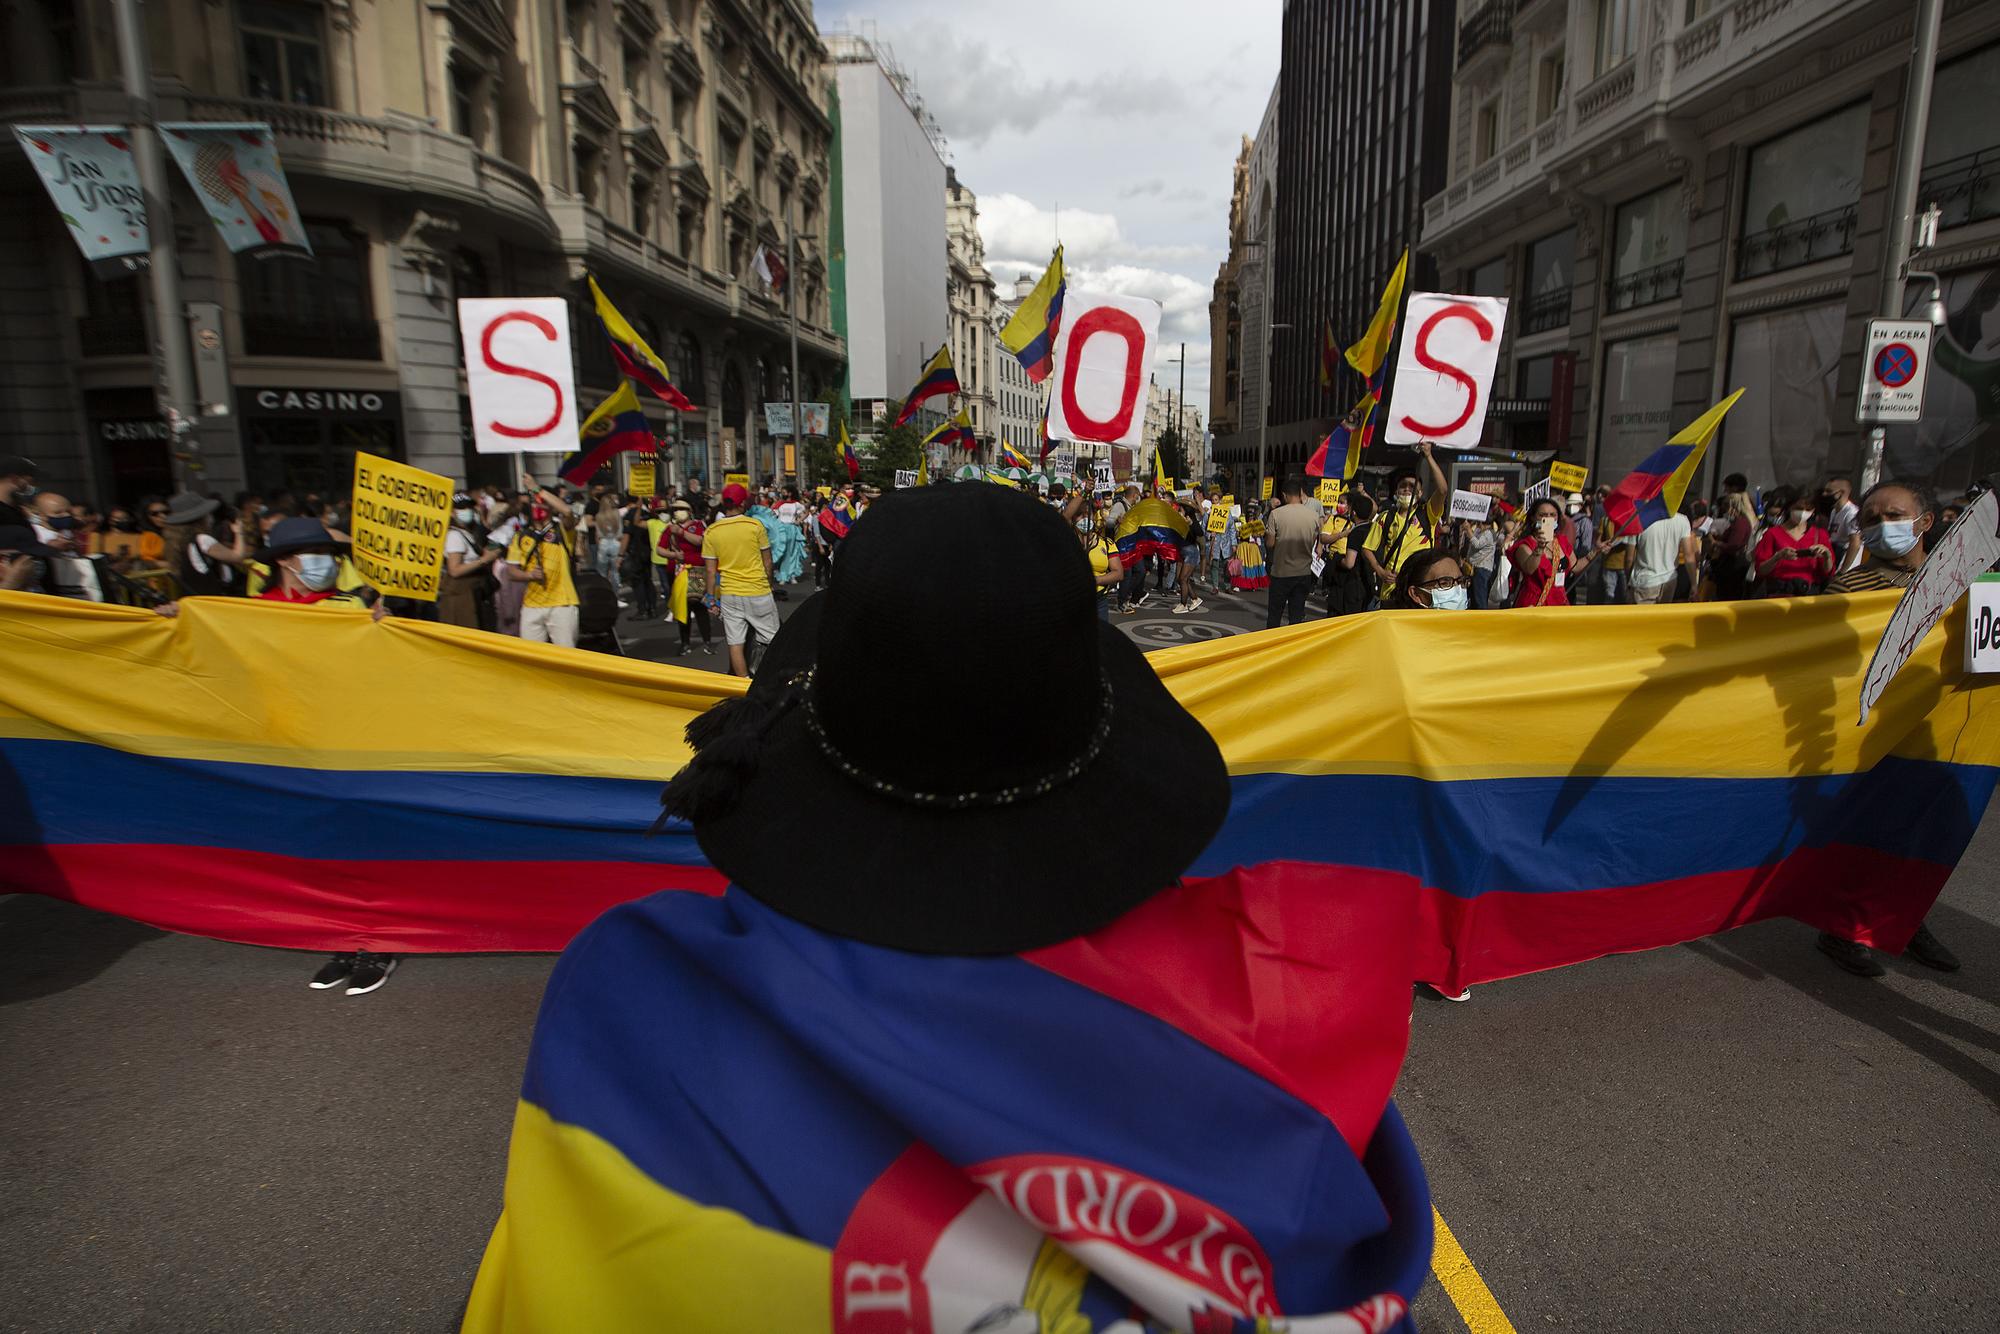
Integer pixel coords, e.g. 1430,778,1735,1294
1472,566,1494,609
1600,568,1627,604
594,537,620,594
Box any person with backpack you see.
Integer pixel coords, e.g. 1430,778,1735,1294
1360,442,1448,590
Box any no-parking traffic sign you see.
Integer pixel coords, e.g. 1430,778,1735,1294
1856,319,1932,423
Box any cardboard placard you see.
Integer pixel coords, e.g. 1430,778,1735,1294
723,472,750,492
349,451,451,601
893,469,917,489
1384,292,1509,448
1548,461,1589,493
1261,477,1275,500
1316,479,1345,505
628,459,655,497
459,297,582,455
1048,291,1164,448
1449,489,1494,521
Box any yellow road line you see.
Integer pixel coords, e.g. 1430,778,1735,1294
1431,1206,1518,1334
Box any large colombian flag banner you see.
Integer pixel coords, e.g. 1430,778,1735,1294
3,588,1998,983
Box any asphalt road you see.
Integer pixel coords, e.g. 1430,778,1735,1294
6,581,1997,1332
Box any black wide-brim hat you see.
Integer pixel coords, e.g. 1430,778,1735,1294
660,484,1230,955
252,515,352,565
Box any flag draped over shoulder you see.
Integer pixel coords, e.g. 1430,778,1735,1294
559,382,655,484
998,245,1065,384
1113,497,1192,566
1603,390,1745,536
893,346,960,427
589,275,698,412
1345,249,1408,379
463,876,1430,1334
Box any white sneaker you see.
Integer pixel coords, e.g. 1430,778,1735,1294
1428,984,1471,1003
1186,597,1204,612
1171,603,1190,615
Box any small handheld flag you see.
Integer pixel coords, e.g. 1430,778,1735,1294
997,438,1033,471
893,345,960,427
998,245,1066,384
839,420,862,482
923,409,978,457
1305,391,1380,479
559,381,655,484
589,275,698,412
1603,389,1746,536
1345,250,1409,380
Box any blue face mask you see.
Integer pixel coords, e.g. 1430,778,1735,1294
1861,519,1920,558
295,552,339,591
1427,584,1470,611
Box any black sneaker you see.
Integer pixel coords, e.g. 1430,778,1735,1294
1817,931,1886,978
309,953,356,989
344,953,398,996
1905,921,1962,972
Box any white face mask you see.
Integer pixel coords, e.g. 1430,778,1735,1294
1862,519,1920,557
294,552,338,591
1788,508,1812,526
454,507,475,524
1427,584,1469,611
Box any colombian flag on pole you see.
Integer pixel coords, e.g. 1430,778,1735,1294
1305,391,1379,480
893,345,960,427
923,408,978,457
996,438,1033,471
1603,389,1746,536
1037,395,1057,462
1345,250,1408,379
840,420,862,482
998,244,1066,384
559,382,657,484
588,275,698,412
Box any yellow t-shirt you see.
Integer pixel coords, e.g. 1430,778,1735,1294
1087,538,1117,584
506,529,578,608
646,517,672,566
1368,496,1443,573
1319,514,1352,558
700,513,772,597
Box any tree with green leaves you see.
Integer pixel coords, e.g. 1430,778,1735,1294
862,406,924,490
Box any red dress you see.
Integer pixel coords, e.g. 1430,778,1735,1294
1508,532,1574,607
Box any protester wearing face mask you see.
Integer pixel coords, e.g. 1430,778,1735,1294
1750,486,1834,596
1361,442,1449,586
1507,497,1577,607
1821,476,1862,574
500,473,581,647
0,454,38,531
1388,548,1471,611
441,492,502,630
1077,505,1124,622
248,517,376,609
1565,495,1596,604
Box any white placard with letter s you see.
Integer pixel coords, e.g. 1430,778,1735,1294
459,298,581,455
1385,293,1509,450
1047,291,1162,449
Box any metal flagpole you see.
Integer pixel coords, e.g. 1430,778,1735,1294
1860,0,1945,491
112,0,202,491
787,208,802,492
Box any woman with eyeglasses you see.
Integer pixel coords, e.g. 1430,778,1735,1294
1387,547,1471,611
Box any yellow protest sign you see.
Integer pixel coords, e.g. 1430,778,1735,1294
1317,478,1345,505
1549,461,1589,493
783,444,797,474
723,472,750,492
628,459,656,498
1207,505,1230,535
814,486,832,498
1261,477,1275,500
1159,475,1175,494
1243,518,1265,539
349,451,451,602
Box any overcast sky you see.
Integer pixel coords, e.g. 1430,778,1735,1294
818,0,1283,420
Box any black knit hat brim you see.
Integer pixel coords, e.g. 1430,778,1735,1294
689,595,1231,955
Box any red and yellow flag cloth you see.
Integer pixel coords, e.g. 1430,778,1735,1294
893,345,960,427
5,589,1995,993
589,274,699,412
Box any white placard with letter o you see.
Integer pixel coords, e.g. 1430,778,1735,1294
1385,292,1509,449
1047,290,1162,449
459,297,581,455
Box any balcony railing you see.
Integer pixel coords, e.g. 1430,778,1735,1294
1736,203,1857,280
1920,145,2000,231
76,316,148,357
1607,258,1685,313
1457,0,1515,72
241,314,381,361
1522,289,1570,334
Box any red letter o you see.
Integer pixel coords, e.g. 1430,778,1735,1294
1059,306,1145,442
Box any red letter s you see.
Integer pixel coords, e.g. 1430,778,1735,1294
480,311,565,439
1397,302,1493,439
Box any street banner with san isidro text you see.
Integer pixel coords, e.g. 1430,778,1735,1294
13,126,150,279
158,122,312,259
350,451,452,602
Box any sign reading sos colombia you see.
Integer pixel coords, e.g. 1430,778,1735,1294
1046,291,1163,450
1384,292,1510,450
458,297,582,454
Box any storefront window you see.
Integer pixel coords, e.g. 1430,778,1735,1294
1608,188,1686,311
1738,105,1866,278
1469,255,1507,297
1595,335,1677,481
241,1,328,107
1720,302,1844,493
1884,268,2000,492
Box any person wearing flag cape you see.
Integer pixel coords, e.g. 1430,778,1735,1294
465,485,1432,1334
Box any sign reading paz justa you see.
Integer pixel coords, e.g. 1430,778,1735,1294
350,451,452,601
1385,293,1509,449
459,298,581,455
1047,291,1163,449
